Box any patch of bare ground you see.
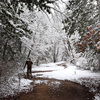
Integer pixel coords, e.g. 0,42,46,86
15,77,94,100
32,71,53,73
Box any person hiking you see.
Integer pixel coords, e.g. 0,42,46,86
24,58,33,78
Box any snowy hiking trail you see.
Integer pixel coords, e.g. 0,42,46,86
2,62,100,100
16,68,94,100
1,67,94,100
18,80,94,100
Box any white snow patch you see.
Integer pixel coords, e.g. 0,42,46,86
34,80,48,84
31,62,65,72
0,76,33,97
95,94,100,100
33,63,100,81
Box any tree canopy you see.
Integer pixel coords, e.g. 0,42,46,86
0,0,56,60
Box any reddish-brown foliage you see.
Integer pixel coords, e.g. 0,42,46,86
77,24,100,53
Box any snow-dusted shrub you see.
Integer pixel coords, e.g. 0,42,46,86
76,57,89,70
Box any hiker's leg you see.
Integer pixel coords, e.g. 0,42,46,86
27,67,29,78
29,67,32,78
30,67,32,78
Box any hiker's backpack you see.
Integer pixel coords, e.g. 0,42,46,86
27,61,32,67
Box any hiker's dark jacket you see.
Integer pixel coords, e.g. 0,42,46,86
26,61,33,67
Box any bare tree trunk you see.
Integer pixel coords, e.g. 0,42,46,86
99,5,100,22
24,50,31,69
36,57,40,66
27,50,31,58
3,41,8,60
97,0,100,22
67,39,74,58
53,43,59,63
97,0,100,70
62,39,70,57
53,44,56,63
99,0,100,22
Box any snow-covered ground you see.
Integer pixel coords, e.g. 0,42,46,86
32,62,100,80
1,62,100,100
31,62,100,100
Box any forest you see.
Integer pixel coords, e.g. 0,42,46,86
0,0,100,100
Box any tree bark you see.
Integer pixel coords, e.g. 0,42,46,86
97,0,100,22
24,50,31,69
3,41,8,60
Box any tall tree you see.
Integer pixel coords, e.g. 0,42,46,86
0,0,57,60
0,1,32,60
0,0,58,97
63,0,96,37
62,0,100,70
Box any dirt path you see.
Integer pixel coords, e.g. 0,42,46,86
17,70,94,100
